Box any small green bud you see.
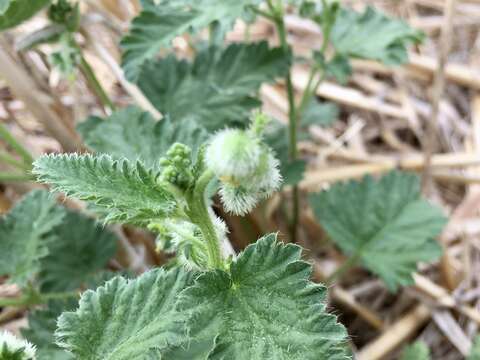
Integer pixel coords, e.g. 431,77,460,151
159,143,194,189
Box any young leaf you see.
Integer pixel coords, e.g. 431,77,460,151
77,106,208,170
0,0,50,30
55,268,194,359
137,42,290,131
400,341,430,360
0,190,65,286
120,0,262,80
330,6,423,65
309,171,446,291
33,154,177,225
38,211,118,292
22,300,76,360
177,234,348,359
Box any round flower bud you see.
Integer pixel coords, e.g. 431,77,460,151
0,331,36,360
206,129,262,181
219,183,261,216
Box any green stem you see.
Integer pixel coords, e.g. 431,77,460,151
0,122,34,166
186,170,223,269
0,291,77,307
325,253,361,285
78,53,115,113
270,6,300,243
0,172,34,182
0,151,31,171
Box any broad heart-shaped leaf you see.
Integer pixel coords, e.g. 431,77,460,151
22,300,76,360
38,210,118,293
0,0,50,30
120,0,262,80
33,154,177,226
55,268,194,360
309,171,446,291
0,190,64,286
137,42,290,131
77,106,209,170
330,6,423,65
176,234,349,360
400,341,430,360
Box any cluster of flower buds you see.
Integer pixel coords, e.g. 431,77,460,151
206,113,282,215
0,331,36,360
159,143,194,190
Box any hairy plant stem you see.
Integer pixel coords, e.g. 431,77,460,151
325,252,362,286
0,290,77,307
0,122,34,166
78,52,115,114
186,169,223,269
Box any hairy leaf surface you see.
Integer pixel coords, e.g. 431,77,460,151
331,6,423,65
77,106,208,170
137,42,289,130
55,268,194,359
400,342,430,360
121,0,262,80
33,154,177,225
0,0,50,30
177,234,348,359
309,171,446,291
39,211,118,292
0,190,64,286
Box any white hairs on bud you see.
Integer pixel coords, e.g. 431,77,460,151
0,331,36,359
251,152,282,197
206,129,261,180
219,184,260,216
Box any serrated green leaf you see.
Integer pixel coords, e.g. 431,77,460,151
137,42,289,131
309,171,446,291
22,300,76,360
468,336,480,360
55,268,194,360
330,6,423,65
400,341,431,360
38,211,117,292
77,106,209,170
0,0,50,30
120,0,262,80
0,190,65,286
33,154,177,226
177,234,348,359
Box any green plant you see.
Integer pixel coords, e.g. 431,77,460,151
31,115,349,358
0,1,446,359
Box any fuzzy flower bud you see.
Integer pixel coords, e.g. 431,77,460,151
159,143,194,189
0,331,36,360
205,113,282,215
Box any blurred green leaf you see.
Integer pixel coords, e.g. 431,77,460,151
0,0,50,31
78,106,209,170
309,171,446,291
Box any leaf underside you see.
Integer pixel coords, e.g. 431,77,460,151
136,42,289,131
77,106,208,170
331,6,423,65
33,154,177,225
55,268,194,360
0,190,64,286
309,171,446,291
120,0,262,80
